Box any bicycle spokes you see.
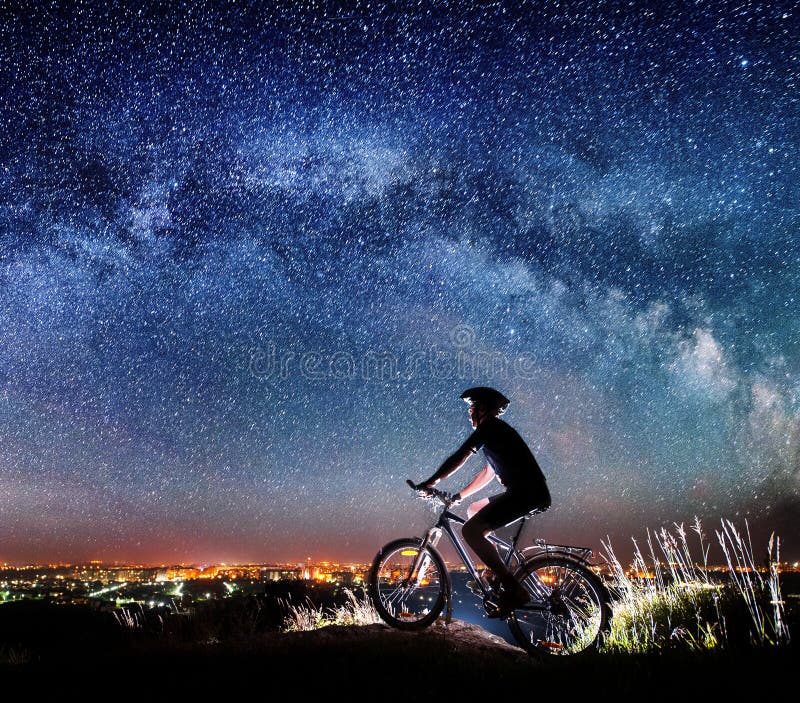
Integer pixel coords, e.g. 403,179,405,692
511,561,606,655
371,542,446,627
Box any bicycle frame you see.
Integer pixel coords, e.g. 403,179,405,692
407,499,598,622
434,509,526,593
407,503,530,623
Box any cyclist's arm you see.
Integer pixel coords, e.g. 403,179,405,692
418,442,475,489
458,463,495,500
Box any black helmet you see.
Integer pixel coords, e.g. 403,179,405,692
459,387,510,415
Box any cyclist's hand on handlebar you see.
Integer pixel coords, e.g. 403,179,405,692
406,478,433,495
406,479,461,507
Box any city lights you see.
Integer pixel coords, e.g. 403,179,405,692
0,559,371,609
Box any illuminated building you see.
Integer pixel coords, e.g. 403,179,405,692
262,567,301,581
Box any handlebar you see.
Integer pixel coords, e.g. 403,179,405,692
406,479,457,507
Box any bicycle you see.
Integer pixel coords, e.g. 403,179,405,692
367,480,612,657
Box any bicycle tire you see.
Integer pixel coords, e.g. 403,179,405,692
368,537,448,630
507,554,611,657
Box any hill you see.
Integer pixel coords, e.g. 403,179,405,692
2,607,796,697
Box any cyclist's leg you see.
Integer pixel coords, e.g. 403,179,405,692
462,492,536,599
466,497,490,519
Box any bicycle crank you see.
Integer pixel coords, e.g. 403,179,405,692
483,595,503,618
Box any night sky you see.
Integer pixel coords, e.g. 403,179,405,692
1,1,798,566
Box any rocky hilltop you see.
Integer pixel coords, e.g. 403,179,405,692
2,609,796,697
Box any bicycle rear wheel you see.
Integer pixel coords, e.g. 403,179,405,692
368,538,447,630
507,555,611,657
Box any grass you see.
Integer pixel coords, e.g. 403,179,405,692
600,517,791,653
282,588,381,632
0,644,32,666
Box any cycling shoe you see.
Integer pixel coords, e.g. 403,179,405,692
486,585,530,619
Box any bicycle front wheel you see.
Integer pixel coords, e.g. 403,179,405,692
367,538,448,630
508,555,611,657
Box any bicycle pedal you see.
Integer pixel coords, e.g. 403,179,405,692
537,640,566,652
484,600,501,618
483,595,506,619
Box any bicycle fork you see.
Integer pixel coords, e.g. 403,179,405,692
406,527,453,624
409,527,441,585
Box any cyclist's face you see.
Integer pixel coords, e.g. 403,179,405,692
469,404,488,428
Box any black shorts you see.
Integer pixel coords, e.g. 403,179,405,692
475,490,549,531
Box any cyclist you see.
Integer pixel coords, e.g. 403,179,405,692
413,386,551,616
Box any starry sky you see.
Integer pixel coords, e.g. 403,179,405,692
1,1,798,566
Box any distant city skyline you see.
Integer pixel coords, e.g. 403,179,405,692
5,556,795,573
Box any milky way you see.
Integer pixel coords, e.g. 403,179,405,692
1,1,798,565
